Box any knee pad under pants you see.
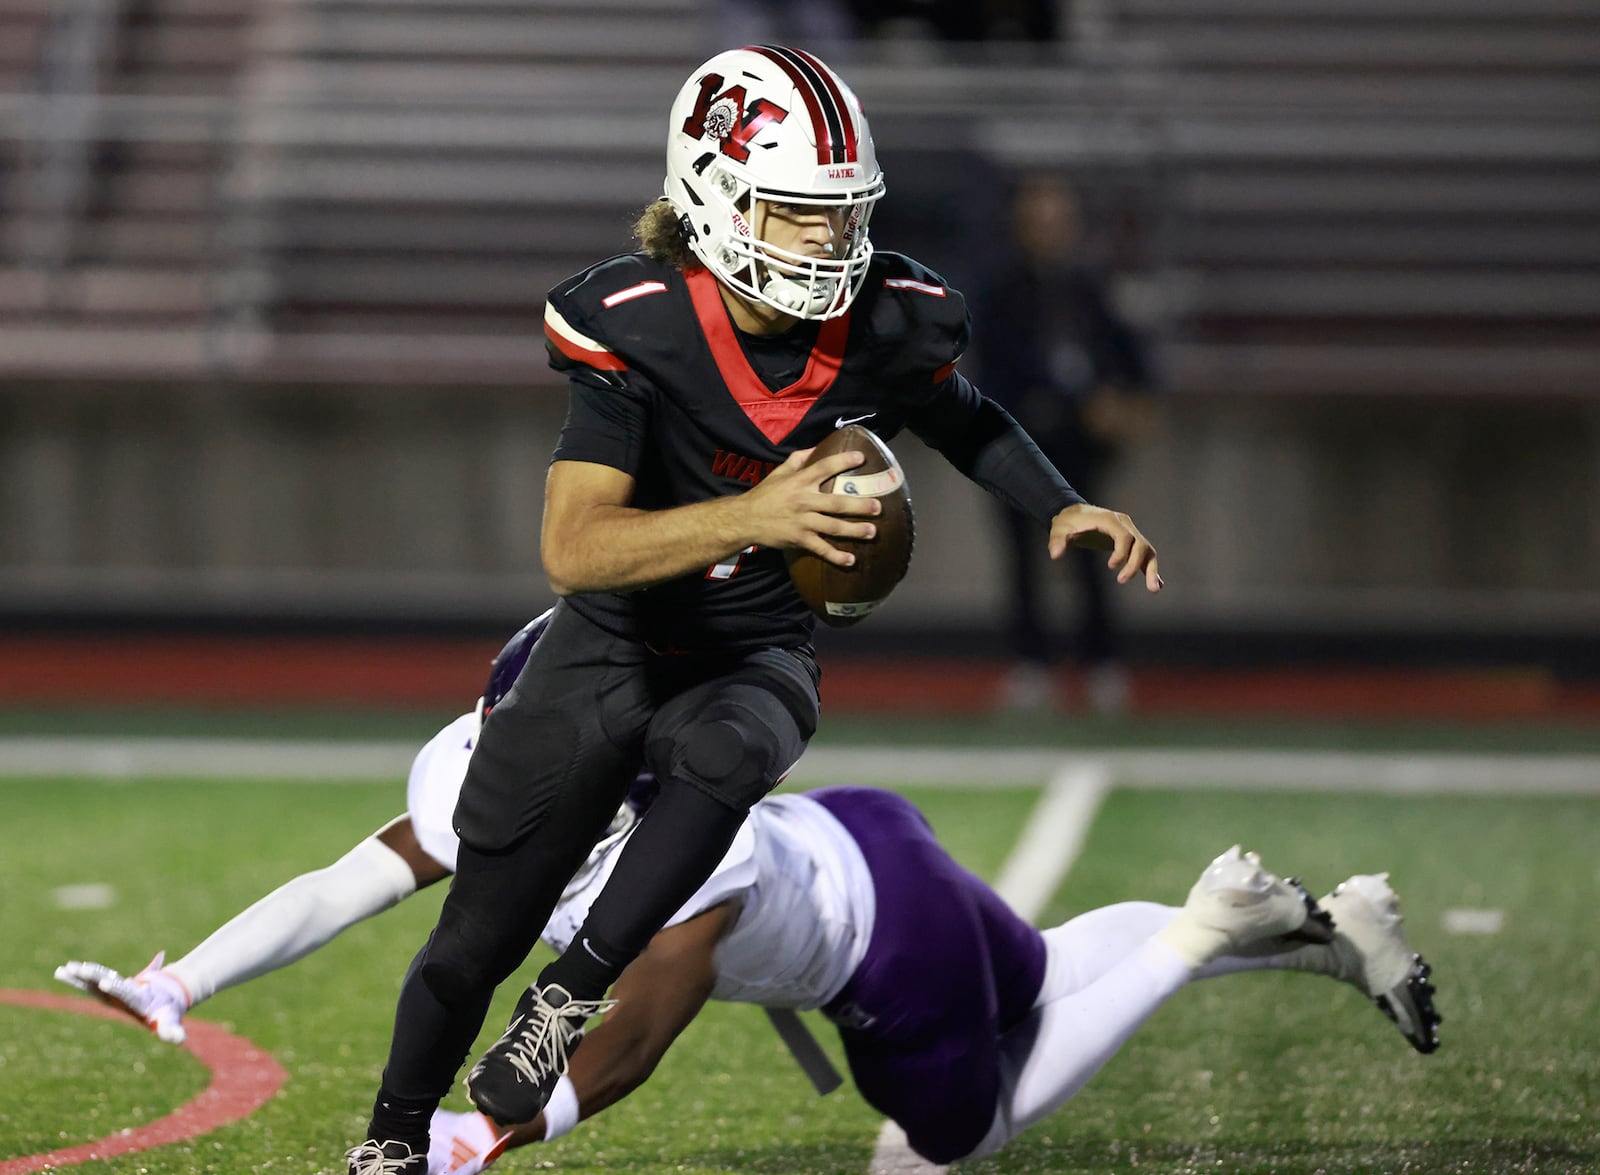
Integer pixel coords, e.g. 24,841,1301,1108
645,679,815,813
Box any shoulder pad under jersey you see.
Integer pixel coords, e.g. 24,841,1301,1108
544,253,679,377
859,251,971,384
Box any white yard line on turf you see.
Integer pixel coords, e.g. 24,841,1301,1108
792,746,1600,795
866,761,1112,1175
868,1123,940,1175
0,738,418,780
8,740,1600,794
991,763,1113,923
1103,749,1600,794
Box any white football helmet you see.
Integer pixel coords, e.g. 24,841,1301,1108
665,45,885,320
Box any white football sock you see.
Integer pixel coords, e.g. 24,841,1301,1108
427,1108,507,1175
968,901,1311,1160
1031,902,1182,1004
166,837,417,1005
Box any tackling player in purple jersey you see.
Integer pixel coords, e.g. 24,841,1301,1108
59,618,1437,1175
349,45,1162,1173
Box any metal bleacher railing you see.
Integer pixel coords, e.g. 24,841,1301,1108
0,0,247,374
1117,0,1600,398
0,0,1596,396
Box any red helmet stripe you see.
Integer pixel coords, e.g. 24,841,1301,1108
746,44,837,166
787,46,858,163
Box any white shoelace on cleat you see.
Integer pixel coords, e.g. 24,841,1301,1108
345,1142,420,1175
495,996,616,1086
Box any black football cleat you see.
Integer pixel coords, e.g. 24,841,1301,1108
466,982,615,1125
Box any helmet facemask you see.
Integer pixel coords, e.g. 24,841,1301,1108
697,161,883,321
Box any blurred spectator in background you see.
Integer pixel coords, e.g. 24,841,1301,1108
717,0,862,54
975,173,1159,715
853,0,1059,43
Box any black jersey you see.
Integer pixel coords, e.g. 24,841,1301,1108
544,250,1080,652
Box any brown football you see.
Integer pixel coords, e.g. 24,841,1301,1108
784,424,914,627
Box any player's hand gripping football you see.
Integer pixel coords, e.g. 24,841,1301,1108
1049,503,1163,592
745,446,880,568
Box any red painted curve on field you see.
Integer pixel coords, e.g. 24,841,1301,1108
0,989,287,1173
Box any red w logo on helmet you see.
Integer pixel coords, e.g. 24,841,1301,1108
680,73,789,165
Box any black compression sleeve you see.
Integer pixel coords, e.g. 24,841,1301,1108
909,373,1086,524
969,416,1087,522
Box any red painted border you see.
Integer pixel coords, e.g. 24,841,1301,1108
0,636,1593,721
0,989,287,1173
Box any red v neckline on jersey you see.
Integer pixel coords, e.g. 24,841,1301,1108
685,266,851,444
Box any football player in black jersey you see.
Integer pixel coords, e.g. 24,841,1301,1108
350,45,1161,1174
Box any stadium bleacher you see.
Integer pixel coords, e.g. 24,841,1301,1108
0,0,251,374
0,0,52,92
1114,0,1600,396
230,0,701,380
1,0,1595,392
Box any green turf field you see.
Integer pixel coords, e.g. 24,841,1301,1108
3,743,1598,1173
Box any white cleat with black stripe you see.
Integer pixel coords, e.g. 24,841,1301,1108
1319,873,1442,1054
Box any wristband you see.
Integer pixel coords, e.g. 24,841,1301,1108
541,1076,580,1141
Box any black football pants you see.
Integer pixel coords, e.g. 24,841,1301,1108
374,599,820,1105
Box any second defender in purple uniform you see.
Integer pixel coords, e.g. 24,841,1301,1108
351,44,1161,1172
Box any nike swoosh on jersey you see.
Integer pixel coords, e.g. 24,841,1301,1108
834,412,877,428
